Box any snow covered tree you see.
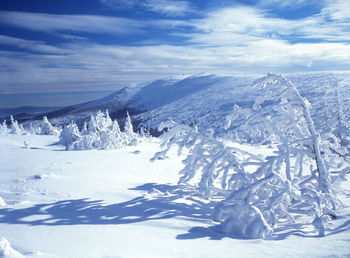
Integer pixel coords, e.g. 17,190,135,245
59,121,81,149
28,122,37,135
138,127,151,140
0,120,8,134
153,73,348,238
38,116,61,135
10,115,23,135
60,110,137,151
124,111,137,145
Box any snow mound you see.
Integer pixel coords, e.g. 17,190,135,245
0,237,24,257
0,196,6,207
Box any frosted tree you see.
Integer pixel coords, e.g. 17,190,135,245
221,74,347,237
0,120,8,134
38,116,61,135
153,74,348,238
96,110,113,130
28,122,38,135
81,121,88,134
124,111,137,145
139,127,151,140
59,121,81,149
10,115,23,135
87,114,98,133
60,110,133,150
153,122,275,238
323,80,350,151
97,119,124,150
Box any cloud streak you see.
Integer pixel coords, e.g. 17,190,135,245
0,11,143,35
0,35,68,54
143,0,191,17
1,39,349,94
0,1,349,95
100,0,192,17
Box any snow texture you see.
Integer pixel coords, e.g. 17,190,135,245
1,134,350,257
1,72,350,256
0,237,23,257
0,197,5,207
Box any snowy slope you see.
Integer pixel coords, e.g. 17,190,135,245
21,72,350,137
1,135,350,257
132,72,350,136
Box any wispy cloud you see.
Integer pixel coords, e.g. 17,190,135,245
0,35,67,54
0,1,350,95
0,11,143,35
321,0,350,20
100,0,192,17
187,4,350,45
143,0,191,17
2,38,349,94
257,0,321,9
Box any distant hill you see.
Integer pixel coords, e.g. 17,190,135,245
16,72,350,136
0,106,62,121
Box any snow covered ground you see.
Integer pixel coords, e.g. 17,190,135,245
1,135,350,257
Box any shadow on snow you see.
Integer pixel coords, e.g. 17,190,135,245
0,183,213,227
1,183,349,241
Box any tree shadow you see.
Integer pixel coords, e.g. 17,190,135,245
0,183,214,227
1,183,349,241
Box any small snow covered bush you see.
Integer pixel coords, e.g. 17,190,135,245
19,116,61,136
59,121,81,147
37,116,61,135
60,110,143,150
0,120,9,135
154,74,349,239
10,115,24,135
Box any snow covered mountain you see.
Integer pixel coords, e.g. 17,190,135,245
22,72,350,136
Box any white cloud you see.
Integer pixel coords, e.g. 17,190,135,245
0,11,143,35
143,0,191,17
100,0,192,17
0,35,68,54
257,0,321,9
187,4,350,46
1,1,350,94
60,34,89,41
1,37,349,94
321,0,350,20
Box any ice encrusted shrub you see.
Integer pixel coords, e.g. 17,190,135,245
59,121,81,147
153,122,278,238
60,110,142,150
10,115,24,135
0,120,9,135
153,74,348,238
27,122,41,135
36,116,61,135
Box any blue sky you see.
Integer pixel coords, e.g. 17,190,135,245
0,0,349,107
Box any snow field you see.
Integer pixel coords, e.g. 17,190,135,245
0,135,350,257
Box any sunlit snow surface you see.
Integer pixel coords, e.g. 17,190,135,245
40,72,350,139
1,135,350,257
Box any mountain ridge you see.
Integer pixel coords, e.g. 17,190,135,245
15,72,350,137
